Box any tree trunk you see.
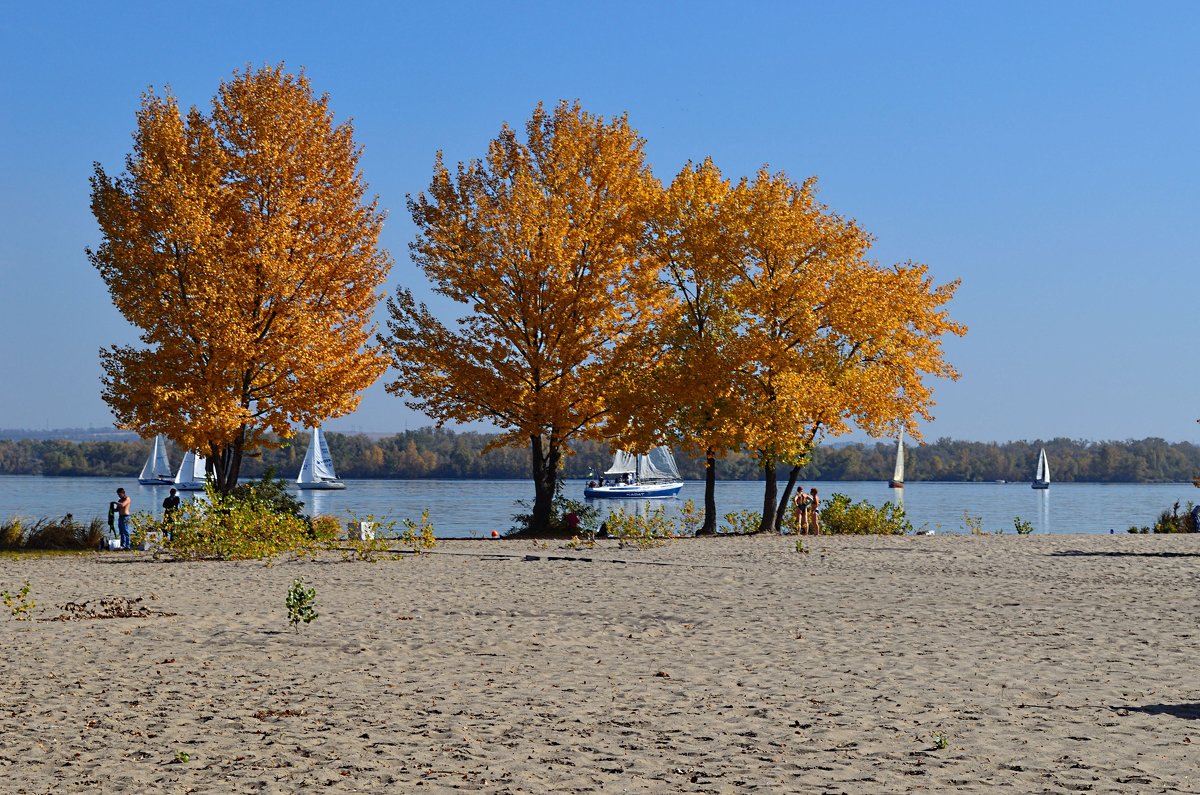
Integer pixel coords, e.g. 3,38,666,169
529,433,560,534
697,447,718,536
774,464,803,533
209,428,245,494
759,458,778,533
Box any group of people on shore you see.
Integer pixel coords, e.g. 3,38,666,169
108,487,180,549
792,486,821,535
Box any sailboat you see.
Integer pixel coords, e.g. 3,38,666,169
137,434,175,485
173,450,209,491
296,427,346,490
584,446,684,498
888,431,905,489
1032,447,1050,490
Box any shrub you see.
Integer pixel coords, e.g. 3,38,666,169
285,578,317,630
400,510,437,553
721,509,761,535
308,515,342,542
605,504,676,548
228,469,307,520
509,480,600,537
26,515,105,550
1,580,35,620
1013,516,1035,535
963,512,985,535
1,516,105,551
1,518,26,549
1149,501,1197,534
820,494,913,535
161,483,312,560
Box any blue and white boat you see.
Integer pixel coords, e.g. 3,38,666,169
584,447,683,499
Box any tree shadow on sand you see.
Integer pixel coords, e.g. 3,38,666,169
1112,703,1200,720
1051,550,1200,559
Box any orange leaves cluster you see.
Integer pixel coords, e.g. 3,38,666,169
385,101,668,451
647,161,966,469
89,65,390,477
386,102,966,479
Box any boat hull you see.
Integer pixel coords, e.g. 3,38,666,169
1031,481,1050,490
888,480,904,489
584,481,683,499
297,480,347,490
173,481,208,492
138,477,175,486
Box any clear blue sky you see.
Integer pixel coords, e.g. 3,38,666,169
1,1,1197,444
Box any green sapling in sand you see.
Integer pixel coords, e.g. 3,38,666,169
285,578,318,631
2,580,35,620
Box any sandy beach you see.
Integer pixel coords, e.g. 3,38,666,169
2,533,1198,793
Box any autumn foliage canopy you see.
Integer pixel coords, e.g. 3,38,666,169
89,65,390,491
385,102,965,534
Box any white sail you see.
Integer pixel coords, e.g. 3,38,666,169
638,446,682,482
1035,448,1050,483
297,427,345,488
138,435,173,482
174,450,208,489
603,451,638,476
892,431,905,484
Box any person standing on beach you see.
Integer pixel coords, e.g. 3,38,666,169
114,487,132,549
162,488,181,539
808,488,821,535
793,488,810,534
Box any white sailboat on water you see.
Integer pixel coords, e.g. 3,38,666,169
173,450,209,491
296,427,346,490
888,430,905,489
584,446,684,498
1032,447,1050,490
137,434,175,485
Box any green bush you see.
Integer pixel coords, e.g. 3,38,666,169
820,493,912,535
1149,501,1197,533
721,509,761,535
228,469,307,520
509,480,600,537
605,504,676,548
308,515,342,542
158,483,312,560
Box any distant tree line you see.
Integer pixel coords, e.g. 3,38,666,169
0,430,1198,484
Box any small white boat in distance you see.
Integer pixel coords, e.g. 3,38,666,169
174,450,209,491
296,427,346,490
888,430,905,489
138,434,175,485
584,447,683,499
1032,447,1050,490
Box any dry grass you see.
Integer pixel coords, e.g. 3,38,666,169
0,516,106,551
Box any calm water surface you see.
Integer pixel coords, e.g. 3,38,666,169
1,475,1196,537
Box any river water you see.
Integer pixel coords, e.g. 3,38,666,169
1,475,1197,537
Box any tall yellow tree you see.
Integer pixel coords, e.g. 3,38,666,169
382,101,666,534
89,64,391,492
721,169,965,531
632,158,749,535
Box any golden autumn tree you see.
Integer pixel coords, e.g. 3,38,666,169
627,157,749,535
382,101,667,535
719,169,965,532
89,64,391,493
